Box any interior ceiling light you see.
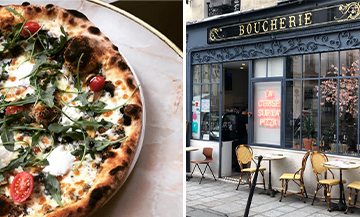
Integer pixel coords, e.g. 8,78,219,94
242,63,246,66
240,67,244,69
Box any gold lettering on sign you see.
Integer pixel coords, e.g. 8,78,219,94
239,25,245,35
298,14,303,26
305,12,312,25
271,19,277,30
254,21,260,33
279,17,286,29
247,23,252,34
262,20,269,32
289,16,296,27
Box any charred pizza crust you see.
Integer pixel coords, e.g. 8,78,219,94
0,3,142,217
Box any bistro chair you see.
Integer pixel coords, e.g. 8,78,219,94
235,144,266,190
345,181,360,214
310,151,346,211
190,147,217,184
279,150,310,203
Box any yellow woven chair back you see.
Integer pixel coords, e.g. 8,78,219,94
236,145,253,165
311,151,327,174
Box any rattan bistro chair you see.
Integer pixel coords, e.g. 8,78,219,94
279,150,310,203
235,145,266,190
310,151,346,211
345,181,360,214
190,147,217,184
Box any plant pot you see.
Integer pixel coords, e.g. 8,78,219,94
312,146,318,151
294,144,300,149
303,138,313,150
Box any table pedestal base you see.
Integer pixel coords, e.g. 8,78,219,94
329,202,347,212
258,189,279,197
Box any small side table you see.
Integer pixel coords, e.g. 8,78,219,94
255,154,286,197
186,147,199,181
322,160,360,212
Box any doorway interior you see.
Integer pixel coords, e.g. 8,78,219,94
222,61,249,178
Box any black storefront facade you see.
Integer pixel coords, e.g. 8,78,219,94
186,0,360,194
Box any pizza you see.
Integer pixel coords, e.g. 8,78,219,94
0,3,143,217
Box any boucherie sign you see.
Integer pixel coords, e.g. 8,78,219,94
208,2,360,43
258,90,280,128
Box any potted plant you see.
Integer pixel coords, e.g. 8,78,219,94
311,139,318,151
303,102,315,150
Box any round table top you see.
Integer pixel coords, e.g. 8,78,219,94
255,154,286,161
186,147,199,152
323,161,360,170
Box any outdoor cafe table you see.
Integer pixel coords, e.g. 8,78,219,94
322,160,360,211
255,153,285,197
186,147,199,181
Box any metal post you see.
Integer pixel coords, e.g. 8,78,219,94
244,155,263,217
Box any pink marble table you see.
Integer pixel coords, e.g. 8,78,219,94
1,1,183,216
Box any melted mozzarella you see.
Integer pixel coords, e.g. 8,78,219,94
0,146,18,169
43,146,76,176
61,106,83,126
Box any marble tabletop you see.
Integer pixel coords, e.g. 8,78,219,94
1,1,183,216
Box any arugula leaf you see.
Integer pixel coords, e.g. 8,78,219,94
47,26,68,54
0,174,4,183
48,123,72,133
0,94,37,108
61,131,84,141
45,174,63,207
75,53,84,92
40,86,56,107
31,132,41,147
73,92,90,106
76,117,113,131
1,116,14,151
0,146,31,173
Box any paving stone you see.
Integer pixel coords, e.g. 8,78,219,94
186,209,227,217
210,202,244,214
262,209,285,217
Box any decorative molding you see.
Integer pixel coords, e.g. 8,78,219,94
335,2,360,20
192,30,360,64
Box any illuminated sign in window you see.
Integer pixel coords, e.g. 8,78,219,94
258,90,281,127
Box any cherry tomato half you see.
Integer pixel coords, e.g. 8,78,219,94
89,75,105,92
22,21,41,36
10,171,34,203
5,105,23,115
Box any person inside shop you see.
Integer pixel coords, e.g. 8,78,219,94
233,105,248,172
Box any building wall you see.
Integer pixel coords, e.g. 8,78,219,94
186,0,278,23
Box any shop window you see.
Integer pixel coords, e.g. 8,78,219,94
191,64,221,141
286,55,301,79
285,49,359,156
253,59,266,78
253,81,281,146
268,57,284,77
285,80,301,149
303,53,319,78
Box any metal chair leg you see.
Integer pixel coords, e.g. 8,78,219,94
207,163,217,181
198,164,205,184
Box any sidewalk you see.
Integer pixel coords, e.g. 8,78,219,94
186,175,360,217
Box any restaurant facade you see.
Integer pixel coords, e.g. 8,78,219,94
186,0,360,196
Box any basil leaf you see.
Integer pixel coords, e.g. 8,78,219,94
40,86,56,107
45,174,63,207
48,123,72,133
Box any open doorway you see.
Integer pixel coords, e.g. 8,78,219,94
222,61,249,178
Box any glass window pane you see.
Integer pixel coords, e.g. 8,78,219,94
303,53,319,78
253,81,281,145
193,65,201,84
318,79,337,154
339,78,358,155
340,50,359,77
201,85,210,140
268,57,284,77
202,64,210,83
321,52,338,77
191,85,201,139
302,80,318,150
211,64,221,83
285,80,302,149
286,55,301,79
254,59,266,78
210,84,220,141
